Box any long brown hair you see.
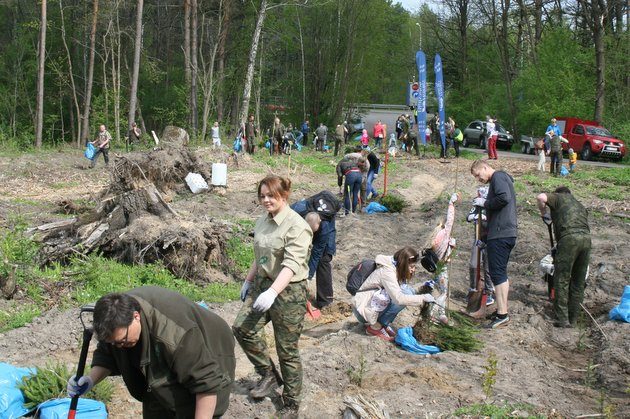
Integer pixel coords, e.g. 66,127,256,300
393,246,419,283
257,175,291,201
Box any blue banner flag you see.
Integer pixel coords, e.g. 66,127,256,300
415,51,427,145
434,54,446,152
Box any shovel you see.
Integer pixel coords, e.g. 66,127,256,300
465,208,489,318
545,222,555,301
68,304,95,419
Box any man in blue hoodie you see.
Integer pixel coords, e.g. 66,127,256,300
470,160,518,328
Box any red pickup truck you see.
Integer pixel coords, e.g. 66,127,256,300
555,117,626,161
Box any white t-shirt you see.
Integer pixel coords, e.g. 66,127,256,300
486,121,497,137
211,126,220,139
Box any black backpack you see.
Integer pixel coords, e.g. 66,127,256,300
294,190,341,221
346,259,378,296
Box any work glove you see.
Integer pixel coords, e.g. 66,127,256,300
240,280,252,302
422,280,435,289
421,294,436,304
373,174,378,179
542,213,552,226
67,375,94,397
449,193,459,204
472,197,486,208
253,288,278,312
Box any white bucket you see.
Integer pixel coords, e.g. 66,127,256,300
211,163,227,186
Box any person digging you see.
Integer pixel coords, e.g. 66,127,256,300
537,186,591,328
66,286,235,418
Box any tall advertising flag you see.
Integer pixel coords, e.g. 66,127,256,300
415,51,427,145
434,54,446,152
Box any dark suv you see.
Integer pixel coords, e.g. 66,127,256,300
463,120,514,150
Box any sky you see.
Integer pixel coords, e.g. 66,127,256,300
396,0,421,12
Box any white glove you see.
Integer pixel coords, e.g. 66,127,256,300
373,174,378,179
67,375,94,397
449,193,459,204
240,281,252,302
253,288,278,312
421,294,436,304
472,197,486,207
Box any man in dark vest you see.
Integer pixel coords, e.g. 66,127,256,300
537,187,591,327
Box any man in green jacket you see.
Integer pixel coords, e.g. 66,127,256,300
67,286,235,418
537,187,591,327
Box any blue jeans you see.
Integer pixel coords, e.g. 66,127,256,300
378,284,415,327
352,284,415,327
344,171,362,214
367,170,378,199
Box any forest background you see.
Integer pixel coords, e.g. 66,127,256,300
0,0,628,153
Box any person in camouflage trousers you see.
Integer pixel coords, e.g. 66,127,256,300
537,186,591,327
232,175,312,418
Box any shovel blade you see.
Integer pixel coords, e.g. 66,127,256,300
465,290,488,319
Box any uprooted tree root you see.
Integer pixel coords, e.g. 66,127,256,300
31,131,233,283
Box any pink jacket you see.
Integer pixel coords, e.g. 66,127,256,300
431,201,455,260
361,129,369,146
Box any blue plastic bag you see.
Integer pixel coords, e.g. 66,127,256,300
84,143,96,160
264,140,271,149
560,166,569,177
295,143,302,152
609,285,630,323
38,398,107,419
394,326,441,355
0,362,34,419
232,137,242,152
365,202,388,214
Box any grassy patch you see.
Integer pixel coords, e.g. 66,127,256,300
453,402,545,418
226,236,255,276
459,149,480,160
68,255,239,304
291,152,335,174
0,304,41,332
596,185,625,201
50,181,80,190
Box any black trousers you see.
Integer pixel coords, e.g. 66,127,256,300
453,140,460,157
315,253,333,308
91,147,109,167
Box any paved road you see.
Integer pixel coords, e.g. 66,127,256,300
460,145,627,169
361,108,626,169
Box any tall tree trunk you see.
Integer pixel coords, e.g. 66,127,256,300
296,9,306,120
184,0,191,126
534,0,542,45
59,0,82,147
81,0,99,145
128,0,144,130
216,0,231,122
190,0,199,136
592,0,606,122
35,0,47,148
112,1,121,145
255,35,263,129
199,1,222,142
238,0,268,125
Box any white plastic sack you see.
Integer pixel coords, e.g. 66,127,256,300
539,254,554,275
185,172,209,194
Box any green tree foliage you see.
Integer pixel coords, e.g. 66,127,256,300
0,1,628,148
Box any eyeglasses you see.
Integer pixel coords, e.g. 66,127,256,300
111,325,130,347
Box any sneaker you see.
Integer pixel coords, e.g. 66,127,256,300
366,326,394,342
485,314,510,329
485,295,495,306
384,325,397,337
249,369,281,399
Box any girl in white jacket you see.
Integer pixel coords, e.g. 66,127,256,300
352,247,435,342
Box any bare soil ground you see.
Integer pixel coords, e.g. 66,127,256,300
1,146,629,418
